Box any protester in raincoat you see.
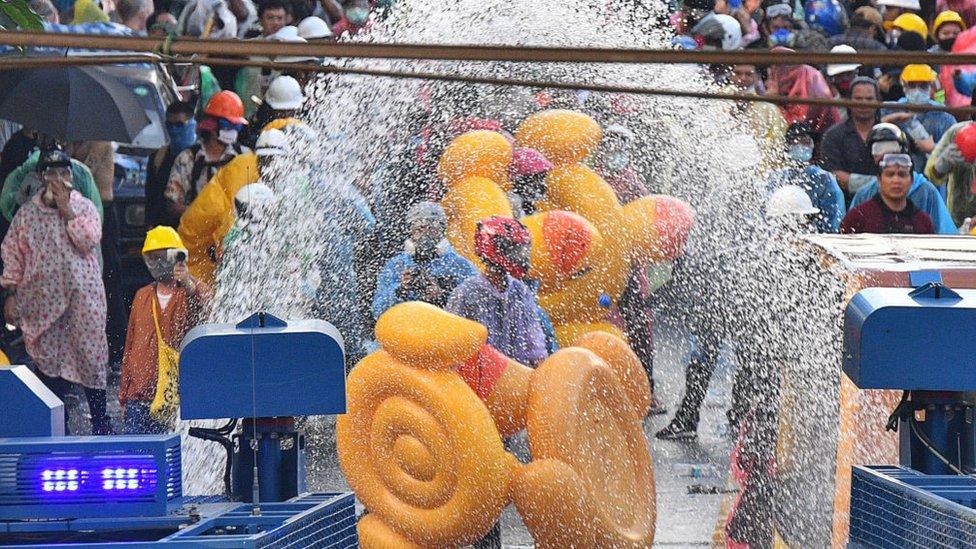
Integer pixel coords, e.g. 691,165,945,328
765,48,843,139
767,123,846,232
372,201,476,318
120,227,210,434
507,148,553,216
220,125,372,366
925,121,976,227
726,185,825,547
729,63,788,167
447,216,548,367
1,148,110,434
593,125,649,204
850,123,956,234
164,91,251,221
177,119,300,286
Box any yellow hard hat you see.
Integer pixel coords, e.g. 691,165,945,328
143,226,186,254
901,64,938,83
932,10,966,38
893,13,928,39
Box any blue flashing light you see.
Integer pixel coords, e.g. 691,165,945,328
33,459,158,498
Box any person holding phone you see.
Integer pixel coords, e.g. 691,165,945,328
0,147,112,434
120,226,210,434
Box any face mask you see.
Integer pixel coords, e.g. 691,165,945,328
769,28,795,47
217,129,239,145
166,119,197,154
939,37,957,52
887,29,901,46
144,256,177,282
413,234,439,261
346,6,369,26
606,152,630,172
904,88,930,105
787,144,814,163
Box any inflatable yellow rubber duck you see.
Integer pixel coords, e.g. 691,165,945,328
438,110,694,346
337,302,657,548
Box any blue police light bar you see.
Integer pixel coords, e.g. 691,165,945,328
0,365,64,437
843,284,976,391
0,434,180,520
179,312,346,420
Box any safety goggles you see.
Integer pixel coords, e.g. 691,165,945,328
217,119,244,132
145,248,187,263
879,153,912,168
41,166,72,181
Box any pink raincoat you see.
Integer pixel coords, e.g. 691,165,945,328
768,53,842,135
1,191,107,389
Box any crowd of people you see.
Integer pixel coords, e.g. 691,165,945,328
3,0,976,543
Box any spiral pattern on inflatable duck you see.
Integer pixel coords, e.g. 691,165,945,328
336,303,516,548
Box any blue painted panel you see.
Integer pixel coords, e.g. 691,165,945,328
179,313,346,420
843,285,976,391
908,270,943,288
0,366,64,438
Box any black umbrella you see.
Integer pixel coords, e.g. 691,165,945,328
0,65,151,142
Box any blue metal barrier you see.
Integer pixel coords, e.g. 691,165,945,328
849,465,976,548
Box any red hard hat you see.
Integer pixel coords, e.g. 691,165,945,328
204,91,248,125
956,123,976,162
475,216,531,278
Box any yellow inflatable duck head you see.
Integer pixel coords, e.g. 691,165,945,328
439,110,695,345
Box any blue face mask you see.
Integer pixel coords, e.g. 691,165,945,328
787,144,814,163
166,119,197,154
904,88,931,105
769,28,795,47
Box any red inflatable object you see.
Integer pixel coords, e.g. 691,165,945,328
956,124,976,162
940,27,976,108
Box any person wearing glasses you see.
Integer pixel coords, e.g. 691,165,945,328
841,152,935,234
164,91,251,221
0,147,113,434
845,123,956,233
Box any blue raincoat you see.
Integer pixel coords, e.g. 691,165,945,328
312,183,375,364
372,246,477,319
767,165,845,233
849,172,957,234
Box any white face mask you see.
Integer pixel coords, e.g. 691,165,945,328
217,129,239,145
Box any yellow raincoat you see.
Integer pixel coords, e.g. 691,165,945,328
177,118,301,285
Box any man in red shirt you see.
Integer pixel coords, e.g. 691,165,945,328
841,153,935,234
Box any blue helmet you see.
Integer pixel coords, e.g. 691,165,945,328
804,0,849,37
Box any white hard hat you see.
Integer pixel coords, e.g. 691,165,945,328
234,182,276,226
270,32,317,63
826,45,861,77
766,185,820,218
255,128,291,157
268,25,299,41
713,13,743,51
298,16,332,39
264,76,305,111
877,0,920,9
